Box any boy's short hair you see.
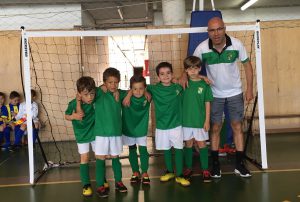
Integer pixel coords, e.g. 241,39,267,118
76,76,96,93
31,89,37,97
155,62,173,76
183,56,202,70
9,91,20,99
103,67,120,82
0,92,5,98
130,75,146,89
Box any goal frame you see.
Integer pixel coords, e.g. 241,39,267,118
22,21,267,184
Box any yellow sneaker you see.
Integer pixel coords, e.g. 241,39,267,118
160,172,175,182
83,184,93,197
104,180,109,190
175,177,190,187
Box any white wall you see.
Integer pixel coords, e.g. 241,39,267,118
154,6,300,25
0,4,81,30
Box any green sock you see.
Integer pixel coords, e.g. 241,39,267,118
129,145,139,173
104,160,107,182
139,146,149,173
175,149,183,176
184,147,193,169
112,157,122,182
164,149,173,172
80,163,90,186
96,159,105,187
199,147,209,170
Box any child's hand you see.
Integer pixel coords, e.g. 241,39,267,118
76,93,82,101
122,90,132,107
144,91,152,102
178,73,188,89
172,78,179,83
11,112,16,118
113,91,120,102
100,85,108,93
72,112,84,121
204,120,210,132
200,75,213,85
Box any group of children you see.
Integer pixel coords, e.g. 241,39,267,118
0,90,39,151
66,55,213,198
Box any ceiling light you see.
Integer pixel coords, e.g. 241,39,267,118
241,0,258,11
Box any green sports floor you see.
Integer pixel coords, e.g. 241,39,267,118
1,133,300,202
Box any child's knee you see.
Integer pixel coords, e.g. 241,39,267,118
80,153,89,163
111,155,119,159
20,124,27,131
185,139,194,147
96,155,106,160
197,141,206,148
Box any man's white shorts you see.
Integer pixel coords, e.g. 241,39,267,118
77,141,95,154
155,126,183,150
122,135,147,146
183,127,209,141
95,136,123,156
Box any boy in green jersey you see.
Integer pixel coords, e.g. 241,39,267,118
182,56,213,183
94,68,128,198
65,76,97,197
122,75,150,185
147,62,190,187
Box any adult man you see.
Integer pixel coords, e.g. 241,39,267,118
193,17,253,178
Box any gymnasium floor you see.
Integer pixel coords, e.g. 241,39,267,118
1,133,300,202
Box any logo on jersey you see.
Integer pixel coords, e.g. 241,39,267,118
198,87,203,94
143,100,147,107
227,53,233,61
176,90,180,95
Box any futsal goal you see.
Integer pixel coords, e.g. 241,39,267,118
21,22,267,184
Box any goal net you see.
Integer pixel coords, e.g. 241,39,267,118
21,23,266,184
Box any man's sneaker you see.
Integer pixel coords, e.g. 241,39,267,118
130,172,140,183
211,162,221,178
104,179,109,190
96,186,108,198
82,184,93,197
175,176,191,187
183,169,193,180
234,162,252,178
160,171,175,182
141,173,150,185
115,181,128,193
202,170,212,183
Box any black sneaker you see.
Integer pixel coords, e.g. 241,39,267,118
183,169,193,180
115,181,128,193
96,186,109,198
130,172,140,183
211,162,221,178
141,173,150,185
234,161,252,178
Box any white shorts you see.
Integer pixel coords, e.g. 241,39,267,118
77,141,95,154
95,136,123,156
155,126,183,150
183,127,209,142
122,135,147,146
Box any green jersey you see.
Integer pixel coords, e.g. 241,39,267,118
147,83,183,130
65,99,95,143
94,88,127,137
182,79,213,128
122,96,150,137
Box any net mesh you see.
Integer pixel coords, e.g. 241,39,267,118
27,26,263,180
